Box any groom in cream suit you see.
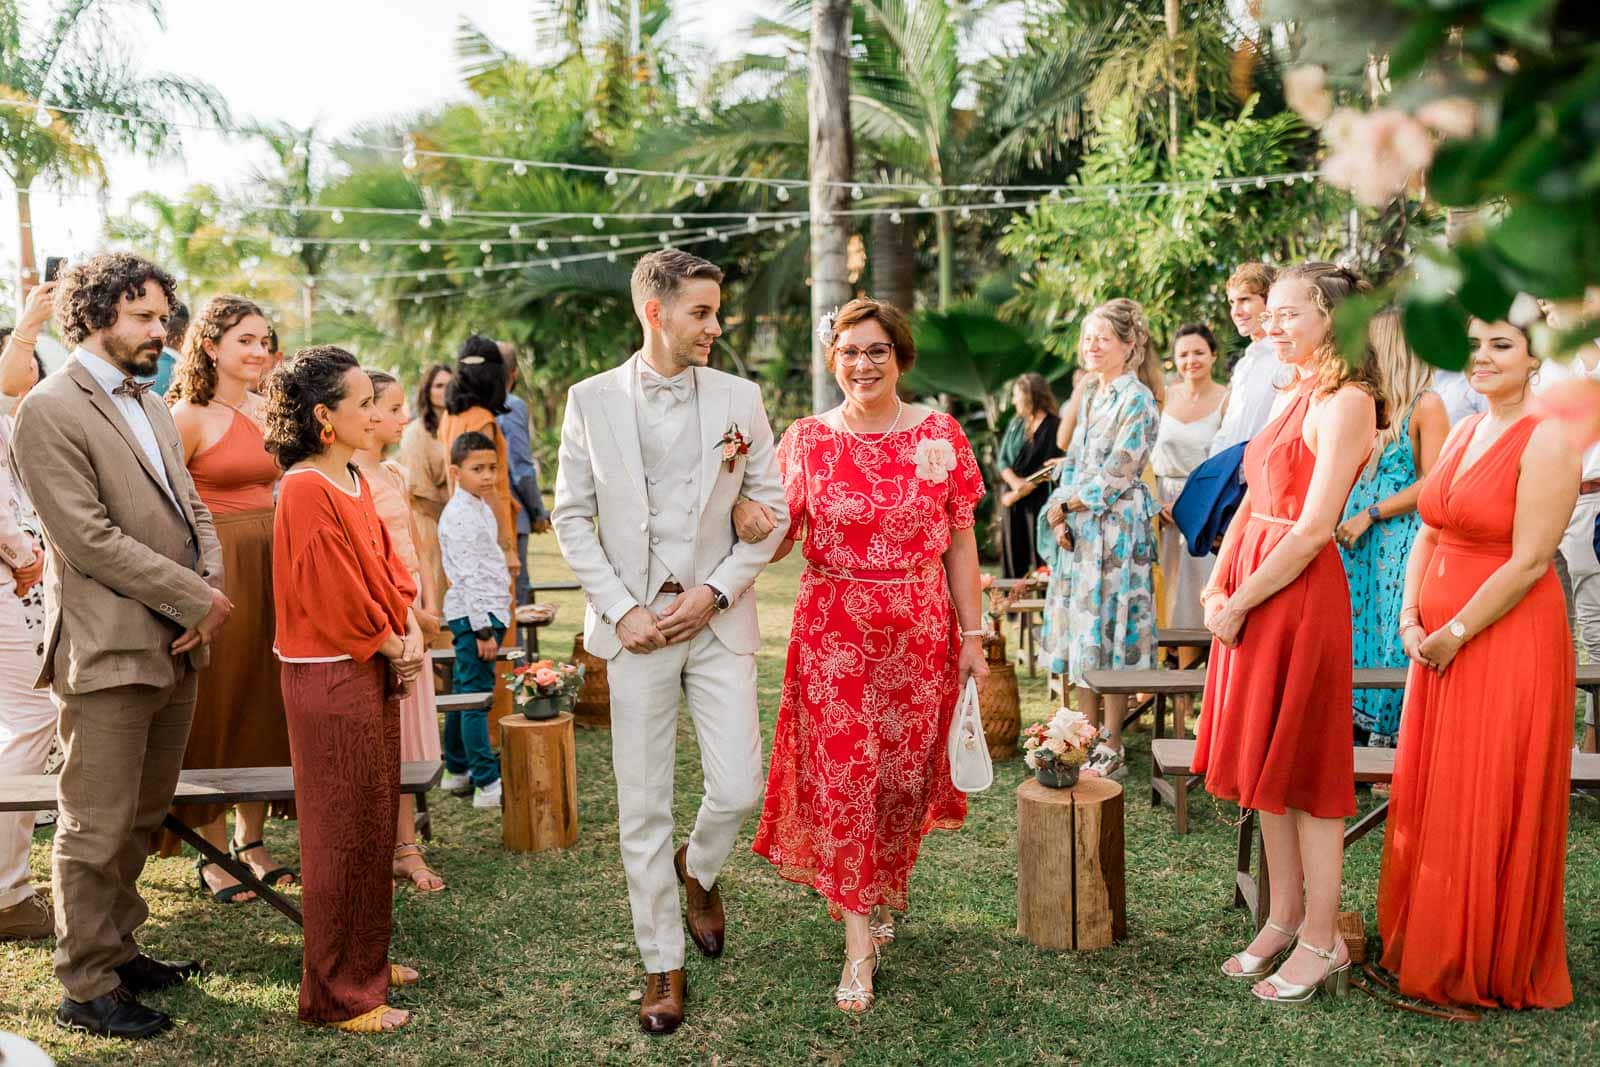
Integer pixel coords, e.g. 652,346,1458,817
553,249,786,1035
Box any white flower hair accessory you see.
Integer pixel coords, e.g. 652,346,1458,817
914,437,958,484
817,308,839,348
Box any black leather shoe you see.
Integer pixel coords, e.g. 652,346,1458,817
115,953,203,995
55,986,172,1040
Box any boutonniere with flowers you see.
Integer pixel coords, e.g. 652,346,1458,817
719,423,751,472
913,437,958,484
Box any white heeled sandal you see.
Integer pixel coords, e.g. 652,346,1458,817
1253,938,1351,1005
834,949,880,1014
1220,919,1300,979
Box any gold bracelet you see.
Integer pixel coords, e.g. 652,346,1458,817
8,333,36,346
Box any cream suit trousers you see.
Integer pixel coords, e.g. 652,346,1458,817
607,590,764,973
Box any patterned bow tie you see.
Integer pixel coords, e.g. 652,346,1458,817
641,370,693,405
112,377,153,401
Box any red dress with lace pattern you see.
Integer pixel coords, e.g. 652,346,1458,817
752,411,985,916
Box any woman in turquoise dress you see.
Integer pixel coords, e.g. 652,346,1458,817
1334,310,1450,746
1038,299,1160,780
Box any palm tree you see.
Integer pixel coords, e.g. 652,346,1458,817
810,0,853,410
0,0,225,293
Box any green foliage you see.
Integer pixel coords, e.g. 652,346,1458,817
999,95,1337,362
903,306,1050,405
1268,0,1600,363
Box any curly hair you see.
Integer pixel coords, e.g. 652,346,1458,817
1273,262,1389,430
53,252,177,347
263,346,362,469
167,295,268,407
825,298,917,373
413,363,452,434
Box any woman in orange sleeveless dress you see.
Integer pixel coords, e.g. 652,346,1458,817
160,297,296,902
1194,264,1381,1004
1378,317,1578,1009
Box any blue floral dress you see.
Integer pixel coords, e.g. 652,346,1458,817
1339,403,1419,746
1036,373,1158,684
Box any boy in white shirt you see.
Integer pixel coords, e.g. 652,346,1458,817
438,430,512,809
1210,262,1296,455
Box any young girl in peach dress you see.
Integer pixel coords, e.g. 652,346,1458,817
357,370,446,893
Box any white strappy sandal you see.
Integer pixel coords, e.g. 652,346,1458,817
834,949,880,1014
1220,919,1300,979
1253,938,1351,1005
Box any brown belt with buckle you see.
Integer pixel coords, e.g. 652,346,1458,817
659,581,685,594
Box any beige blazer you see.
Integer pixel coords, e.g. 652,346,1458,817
9,359,224,694
552,358,787,660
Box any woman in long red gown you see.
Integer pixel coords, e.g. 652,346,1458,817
753,299,987,1015
1378,317,1578,1009
1194,263,1381,1004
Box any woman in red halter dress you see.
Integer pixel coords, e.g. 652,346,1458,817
1378,317,1577,1010
1193,263,1380,1005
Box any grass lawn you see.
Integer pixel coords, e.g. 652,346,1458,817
3,535,1597,1065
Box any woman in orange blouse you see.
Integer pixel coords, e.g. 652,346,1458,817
264,347,426,1033
437,335,518,579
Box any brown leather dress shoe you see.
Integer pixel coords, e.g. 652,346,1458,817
674,845,724,958
638,969,685,1035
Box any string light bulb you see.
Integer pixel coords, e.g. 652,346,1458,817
418,212,432,228
694,181,709,197
418,240,431,253
889,210,902,224
850,185,863,201
672,215,685,229
508,223,521,239
330,209,344,224
513,161,527,176
480,240,493,253
605,170,619,186
536,239,548,252
609,235,621,247
32,104,51,128
592,215,604,229
358,239,371,253
776,186,790,202
549,259,562,271
918,192,931,208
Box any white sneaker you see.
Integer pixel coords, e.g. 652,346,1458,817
441,770,471,794
472,779,503,809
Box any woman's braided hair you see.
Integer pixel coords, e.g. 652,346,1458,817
1275,262,1389,430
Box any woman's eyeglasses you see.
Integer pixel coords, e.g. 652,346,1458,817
834,344,896,366
1257,310,1304,328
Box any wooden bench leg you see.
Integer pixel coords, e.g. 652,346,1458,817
414,789,432,844
1174,693,1191,739
1174,773,1189,835
163,814,303,927
1344,799,1389,848
1232,809,1257,916
1254,826,1271,932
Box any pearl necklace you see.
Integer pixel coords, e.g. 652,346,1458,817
839,398,903,445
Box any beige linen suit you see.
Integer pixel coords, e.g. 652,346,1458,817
9,358,223,1002
553,357,786,972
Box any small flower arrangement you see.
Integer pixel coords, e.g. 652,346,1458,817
509,656,584,720
1023,707,1100,788
719,423,751,472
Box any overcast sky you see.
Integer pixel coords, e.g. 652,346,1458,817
3,0,776,276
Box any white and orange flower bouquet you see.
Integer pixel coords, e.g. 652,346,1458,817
1022,707,1099,772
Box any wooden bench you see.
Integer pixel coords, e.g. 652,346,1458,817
1011,598,1046,678
1088,665,1600,833
1150,738,1600,930
0,761,443,928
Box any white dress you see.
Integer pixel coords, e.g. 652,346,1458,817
1152,405,1223,629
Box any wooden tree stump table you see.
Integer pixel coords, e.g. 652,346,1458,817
499,712,578,852
1016,776,1127,950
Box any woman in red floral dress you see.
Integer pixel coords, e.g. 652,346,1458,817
752,299,988,1015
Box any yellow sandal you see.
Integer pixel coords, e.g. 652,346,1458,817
331,1004,408,1033
389,963,419,988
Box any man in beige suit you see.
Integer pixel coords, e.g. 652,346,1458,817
9,253,231,1040
553,250,786,1035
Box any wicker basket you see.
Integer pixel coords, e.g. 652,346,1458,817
977,633,1021,760
1338,910,1368,965
570,635,611,730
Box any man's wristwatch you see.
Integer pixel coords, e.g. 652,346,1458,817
474,627,494,641
707,586,731,612
1367,505,1382,523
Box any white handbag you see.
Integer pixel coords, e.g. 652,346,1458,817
947,677,993,793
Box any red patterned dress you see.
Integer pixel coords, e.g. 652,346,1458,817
752,411,985,916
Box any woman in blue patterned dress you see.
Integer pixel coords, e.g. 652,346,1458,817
1038,298,1160,779
1334,309,1450,746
